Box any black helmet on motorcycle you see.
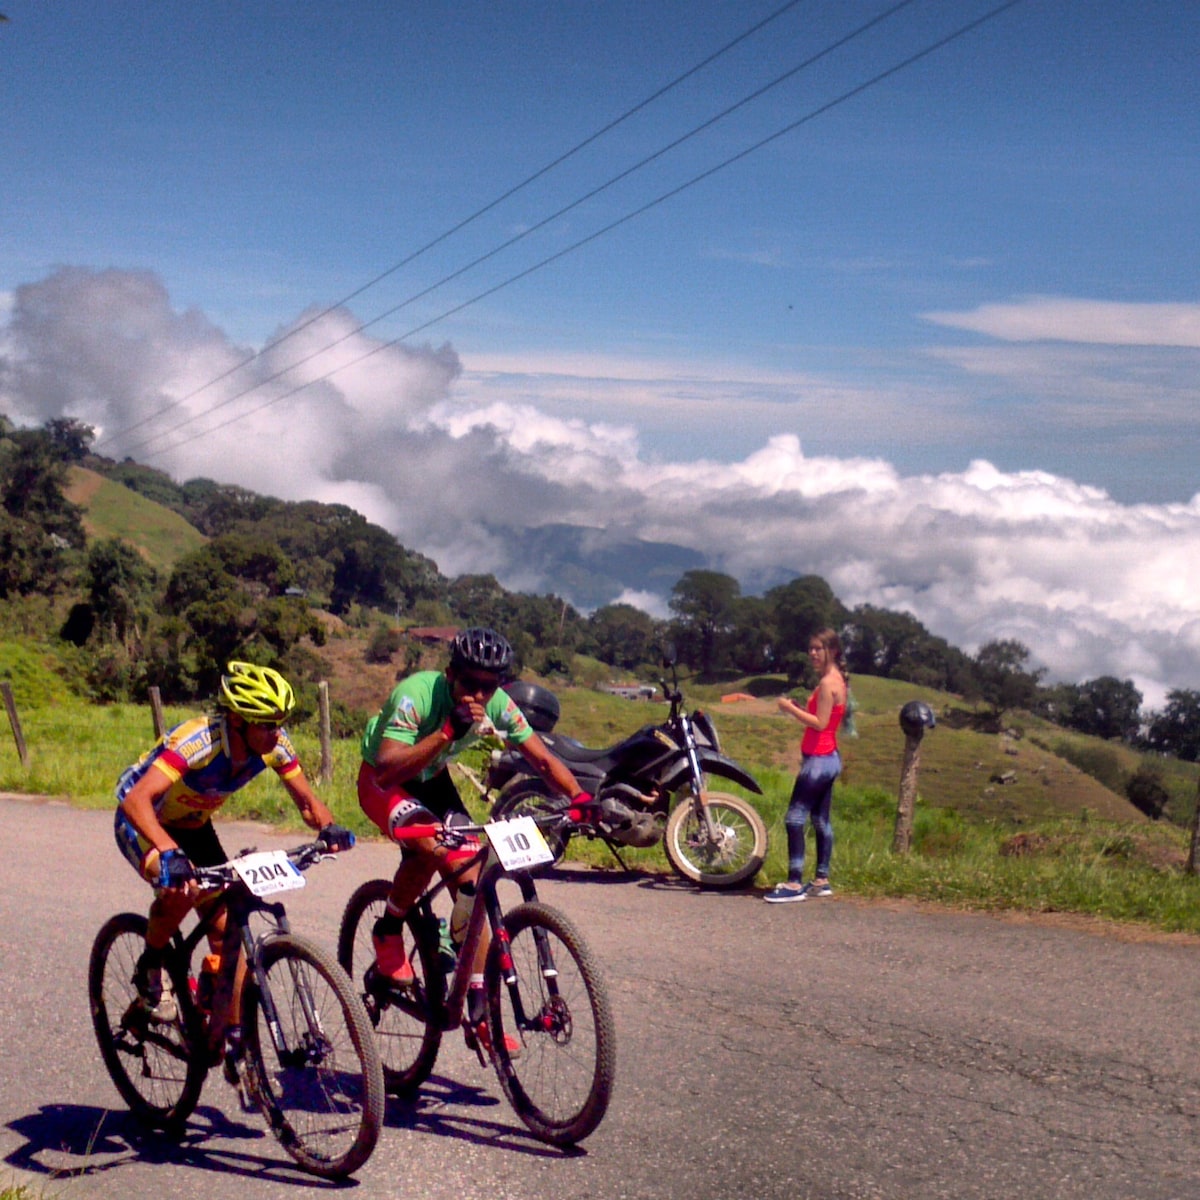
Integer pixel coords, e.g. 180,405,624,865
503,679,561,733
450,626,514,675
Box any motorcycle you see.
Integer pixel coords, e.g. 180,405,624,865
486,646,768,889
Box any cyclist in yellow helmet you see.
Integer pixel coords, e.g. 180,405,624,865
114,661,352,1061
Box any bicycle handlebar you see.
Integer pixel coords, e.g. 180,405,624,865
388,809,579,849
190,839,338,888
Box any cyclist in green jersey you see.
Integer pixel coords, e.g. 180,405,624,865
357,627,588,1056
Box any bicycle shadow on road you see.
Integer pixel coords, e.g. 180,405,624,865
383,1074,586,1159
4,1102,348,1188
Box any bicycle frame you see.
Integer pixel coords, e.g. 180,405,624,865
389,834,553,1035
171,854,319,1061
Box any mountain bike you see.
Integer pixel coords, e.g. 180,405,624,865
88,839,385,1179
337,813,616,1146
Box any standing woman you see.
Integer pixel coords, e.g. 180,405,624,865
766,628,848,903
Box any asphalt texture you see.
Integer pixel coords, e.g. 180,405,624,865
2,795,1200,1199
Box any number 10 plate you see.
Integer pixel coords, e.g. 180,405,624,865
484,815,556,871
233,849,306,896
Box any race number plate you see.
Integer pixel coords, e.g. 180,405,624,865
484,815,556,871
232,849,306,896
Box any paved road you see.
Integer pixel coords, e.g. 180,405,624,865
3,795,1200,1199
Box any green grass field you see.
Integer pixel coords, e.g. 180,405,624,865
3,670,1199,935
64,467,207,572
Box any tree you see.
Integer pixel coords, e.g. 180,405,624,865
84,537,158,651
973,640,1044,718
726,595,776,675
841,605,974,692
585,603,663,671
44,416,95,461
669,570,740,674
1125,763,1170,820
1145,690,1200,762
766,575,845,679
447,574,513,630
1066,676,1143,742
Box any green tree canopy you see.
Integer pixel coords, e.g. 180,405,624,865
585,603,663,671
669,569,741,674
973,639,1045,718
1145,690,1200,762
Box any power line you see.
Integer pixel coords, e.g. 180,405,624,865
93,0,810,453
114,0,924,462
135,0,1027,461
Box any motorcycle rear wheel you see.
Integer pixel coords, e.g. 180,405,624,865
664,791,766,889
491,781,572,869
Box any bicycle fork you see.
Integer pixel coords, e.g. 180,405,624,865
241,906,326,1070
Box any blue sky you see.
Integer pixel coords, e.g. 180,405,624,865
3,0,1200,703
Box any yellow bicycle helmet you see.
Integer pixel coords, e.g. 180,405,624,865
218,661,296,723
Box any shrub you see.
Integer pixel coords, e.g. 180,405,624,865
365,622,402,664
1125,764,1170,820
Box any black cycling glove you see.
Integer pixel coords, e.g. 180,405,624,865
446,702,476,740
317,824,356,853
157,848,194,889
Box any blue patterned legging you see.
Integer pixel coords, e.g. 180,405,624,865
784,750,841,883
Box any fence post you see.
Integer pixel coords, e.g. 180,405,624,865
148,686,165,740
1187,774,1200,875
893,701,936,855
1,681,29,768
318,681,333,785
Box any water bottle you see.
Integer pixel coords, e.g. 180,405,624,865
437,918,456,975
449,885,475,947
194,953,221,1014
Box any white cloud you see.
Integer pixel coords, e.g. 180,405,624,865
5,267,1200,705
923,296,1200,348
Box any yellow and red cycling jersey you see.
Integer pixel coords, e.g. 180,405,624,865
115,713,302,829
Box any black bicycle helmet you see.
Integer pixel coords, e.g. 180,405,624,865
450,626,514,674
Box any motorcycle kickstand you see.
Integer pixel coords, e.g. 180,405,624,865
601,837,634,874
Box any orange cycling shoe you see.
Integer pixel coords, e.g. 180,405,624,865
371,928,415,986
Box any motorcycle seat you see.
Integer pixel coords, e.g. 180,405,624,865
542,733,614,764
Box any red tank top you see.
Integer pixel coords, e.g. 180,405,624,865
800,689,845,756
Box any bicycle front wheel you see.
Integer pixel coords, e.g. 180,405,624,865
337,878,444,1096
486,901,616,1146
242,934,384,1179
88,913,207,1131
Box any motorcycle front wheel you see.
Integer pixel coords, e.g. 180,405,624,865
664,791,767,889
490,781,572,868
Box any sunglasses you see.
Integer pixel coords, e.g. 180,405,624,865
457,671,502,693
241,713,288,728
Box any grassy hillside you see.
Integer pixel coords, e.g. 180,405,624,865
496,671,1151,825
64,465,206,571
4,635,1200,931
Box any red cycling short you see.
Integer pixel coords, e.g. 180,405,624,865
357,762,478,863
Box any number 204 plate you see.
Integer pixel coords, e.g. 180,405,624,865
232,849,306,896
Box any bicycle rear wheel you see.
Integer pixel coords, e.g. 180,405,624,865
486,901,616,1146
337,878,444,1096
88,913,207,1131
242,934,384,1179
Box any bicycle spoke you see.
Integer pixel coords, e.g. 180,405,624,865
88,914,206,1129
487,902,615,1146
337,879,443,1096
245,936,382,1179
